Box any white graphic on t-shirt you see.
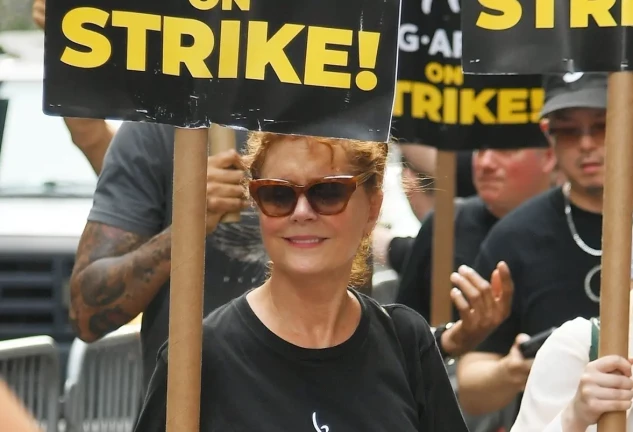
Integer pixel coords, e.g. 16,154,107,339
312,412,330,432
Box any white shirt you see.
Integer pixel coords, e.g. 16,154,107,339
511,315,633,432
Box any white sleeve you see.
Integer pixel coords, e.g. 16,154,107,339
510,318,592,432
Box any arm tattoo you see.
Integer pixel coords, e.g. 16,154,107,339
72,221,172,339
81,275,126,307
75,222,148,307
131,237,172,284
88,306,134,337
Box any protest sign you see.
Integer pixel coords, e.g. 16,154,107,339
393,0,547,150
462,0,633,74
43,0,401,142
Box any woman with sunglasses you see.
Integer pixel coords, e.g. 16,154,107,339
133,132,468,432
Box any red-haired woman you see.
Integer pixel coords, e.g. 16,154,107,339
134,132,468,432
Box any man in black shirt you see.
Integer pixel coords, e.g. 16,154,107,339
457,73,608,416
396,146,556,321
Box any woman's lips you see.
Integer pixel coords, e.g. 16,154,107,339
283,236,327,248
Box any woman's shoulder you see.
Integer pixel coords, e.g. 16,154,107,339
360,293,434,348
202,295,248,334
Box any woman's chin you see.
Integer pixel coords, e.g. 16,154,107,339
275,259,333,278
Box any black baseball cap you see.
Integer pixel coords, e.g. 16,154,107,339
540,72,608,118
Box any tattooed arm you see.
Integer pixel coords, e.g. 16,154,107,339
69,222,172,342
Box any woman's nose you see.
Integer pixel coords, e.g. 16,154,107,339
290,194,318,222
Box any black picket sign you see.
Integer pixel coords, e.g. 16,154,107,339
393,0,548,150
43,0,401,142
462,0,633,74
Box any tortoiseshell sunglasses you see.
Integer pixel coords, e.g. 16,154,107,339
249,172,374,217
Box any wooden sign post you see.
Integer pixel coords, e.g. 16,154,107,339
165,124,241,432
166,127,208,432
597,72,633,432
430,151,456,326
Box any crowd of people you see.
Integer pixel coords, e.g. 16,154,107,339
4,1,630,431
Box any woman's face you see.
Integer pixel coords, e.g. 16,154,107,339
255,137,383,279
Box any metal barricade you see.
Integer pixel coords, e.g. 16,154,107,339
0,335,61,432
63,325,143,432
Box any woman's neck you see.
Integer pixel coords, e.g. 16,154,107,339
251,270,361,349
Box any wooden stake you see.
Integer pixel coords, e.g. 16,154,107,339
430,150,456,326
166,127,207,432
597,72,633,432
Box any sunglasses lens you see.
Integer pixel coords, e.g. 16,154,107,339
256,185,297,216
307,182,352,214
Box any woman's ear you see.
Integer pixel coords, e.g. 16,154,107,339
365,190,384,235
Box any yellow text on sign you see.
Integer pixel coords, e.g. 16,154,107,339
392,63,544,125
59,7,383,91
476,0,633,30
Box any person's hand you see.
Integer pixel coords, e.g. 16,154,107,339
206,150,248,234
32,0,45,29
440,262,514,356
499,333,533,391
562,355,633,431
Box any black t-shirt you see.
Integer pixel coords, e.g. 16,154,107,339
396,196,499,321
388,236,416,274
134,290,469,432
474,186,602,355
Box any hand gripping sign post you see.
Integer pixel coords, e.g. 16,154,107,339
43,1,401,431
393,0,547,325
462,1,633,430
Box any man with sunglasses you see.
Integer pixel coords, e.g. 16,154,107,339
457,73,607,420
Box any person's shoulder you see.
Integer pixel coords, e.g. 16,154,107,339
455,195,486,219
361,294,434,348
502,187,560,224
417,196,475,229
108,121,174,155
486,187,561,237
202,297,243,333
460,194,484,209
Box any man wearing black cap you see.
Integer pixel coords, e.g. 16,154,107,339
456,73,607,419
